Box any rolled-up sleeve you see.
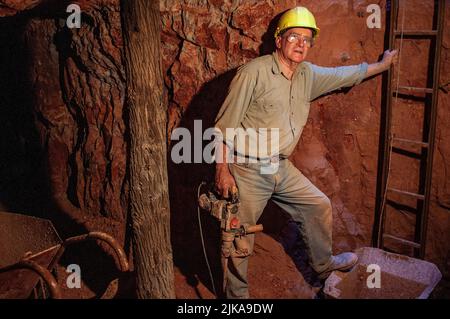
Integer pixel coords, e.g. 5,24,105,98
309,62,368,101
214,67,256,148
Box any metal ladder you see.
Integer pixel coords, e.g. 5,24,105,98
373,0,445,258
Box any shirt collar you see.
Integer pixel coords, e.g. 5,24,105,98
271,51,281,75
272,51,306,77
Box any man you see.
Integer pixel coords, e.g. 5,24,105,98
214,6,398,299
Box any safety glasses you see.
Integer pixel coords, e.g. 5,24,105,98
284,33,314,47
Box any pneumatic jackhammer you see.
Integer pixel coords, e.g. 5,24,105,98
198,184,263,294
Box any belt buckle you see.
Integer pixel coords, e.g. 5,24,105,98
270,156,279,164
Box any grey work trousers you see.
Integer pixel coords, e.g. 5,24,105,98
226,159,333,299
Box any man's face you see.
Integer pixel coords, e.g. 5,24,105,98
275,27,313,64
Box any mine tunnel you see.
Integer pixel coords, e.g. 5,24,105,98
0,0,449,301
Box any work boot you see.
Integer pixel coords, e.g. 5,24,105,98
318,252,358,280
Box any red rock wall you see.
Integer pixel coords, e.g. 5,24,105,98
0,1,128,226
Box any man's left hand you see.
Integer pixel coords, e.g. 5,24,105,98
365,49,399,78
382,49,398,67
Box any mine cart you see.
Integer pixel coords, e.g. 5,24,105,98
0,211,129,299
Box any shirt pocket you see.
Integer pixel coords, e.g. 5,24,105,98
261,102,285,129
245,99,281,128
262,103,281,114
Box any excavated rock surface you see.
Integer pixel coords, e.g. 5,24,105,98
0,0,128,223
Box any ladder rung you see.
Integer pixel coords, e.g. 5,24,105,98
394,30,438,36
383,234,421,249
388,187,425,200
395,86,434,94
392,137,429,148
386,199,418,215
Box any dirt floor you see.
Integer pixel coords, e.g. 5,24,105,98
49,215,449,299
55,231,317,299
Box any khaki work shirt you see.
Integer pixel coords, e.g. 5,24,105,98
215,52,368,159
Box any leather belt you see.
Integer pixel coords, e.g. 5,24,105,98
233,152,287,163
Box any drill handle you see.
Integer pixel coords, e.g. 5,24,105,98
230,185,239,204
244,224,263,234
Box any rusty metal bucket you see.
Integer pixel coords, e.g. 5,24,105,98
323,247,442,299
0,211,129,299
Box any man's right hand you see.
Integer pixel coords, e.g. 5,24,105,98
215,163,237,199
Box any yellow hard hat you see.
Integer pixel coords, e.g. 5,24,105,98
274,7,320,39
